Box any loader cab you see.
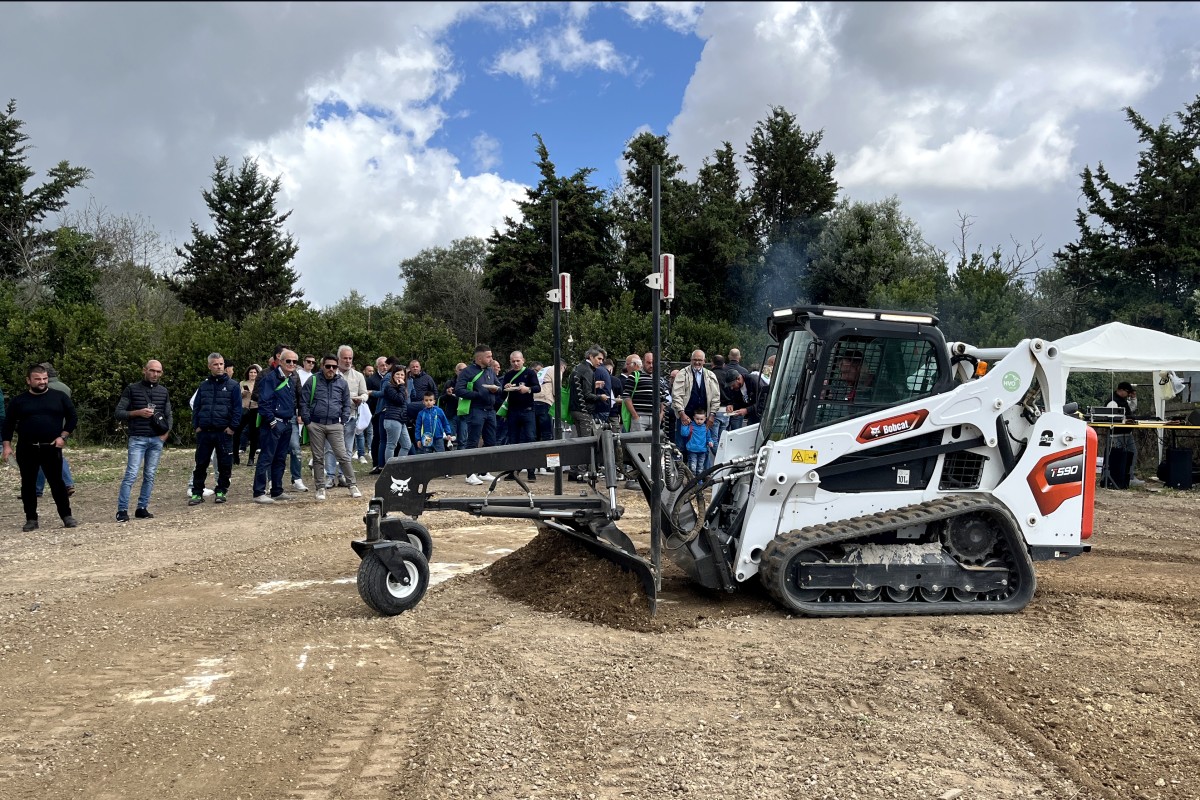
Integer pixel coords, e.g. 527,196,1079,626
758,307,953,445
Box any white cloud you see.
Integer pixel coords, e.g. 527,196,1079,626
246,37,526,303
623,1,703,34
491,21,633,86
666,2,1196,258
839,115,1075,190
493,45,545,84
472,132,503,171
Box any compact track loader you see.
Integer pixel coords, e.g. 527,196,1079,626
352,306,1095,617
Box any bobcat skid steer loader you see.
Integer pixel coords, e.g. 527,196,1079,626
352,306,1096,617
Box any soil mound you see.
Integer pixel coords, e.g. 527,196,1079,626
483,529,661,630
483,528,777,631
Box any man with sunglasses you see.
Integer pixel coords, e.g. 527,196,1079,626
297,355,317,385
300,355,362,501
322,345,369,488
253,348,302,503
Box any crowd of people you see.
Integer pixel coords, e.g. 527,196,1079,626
1,343,771,530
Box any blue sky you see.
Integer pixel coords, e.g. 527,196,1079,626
2,2,1199,313
436,5,704,189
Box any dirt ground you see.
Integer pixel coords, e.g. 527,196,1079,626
1,446,1198,800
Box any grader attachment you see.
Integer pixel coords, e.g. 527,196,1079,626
351,431,661,616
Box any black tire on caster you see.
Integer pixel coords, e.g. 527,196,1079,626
357,544,430,616
380,516,434,560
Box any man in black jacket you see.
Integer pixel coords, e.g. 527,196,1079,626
567,347,607,480
2,364,78,531
115,360,172,522
500,350,541,481
189,353,242,506
455,345,501,486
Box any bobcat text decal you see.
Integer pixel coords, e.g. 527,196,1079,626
856,410,929,444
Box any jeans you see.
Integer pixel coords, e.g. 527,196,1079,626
570,411,595,476
289,422,302,481
253,421,292,497
354,431,366,458
19,443,72,520
507,407,536,446
235,410,259,460
727,414,746,433
118,435,164,512
381,418,413,466
464,408,497,451
534,403,554,441
1103,431,1138,486
455,414,471,447
323,416,357,482
192,430,233,495
711,412,729,450
686,451,707,475
35,457,74,495
310,421,357,488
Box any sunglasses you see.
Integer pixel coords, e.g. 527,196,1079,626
283,359,298,364
322,364,337,370
304,359,315,364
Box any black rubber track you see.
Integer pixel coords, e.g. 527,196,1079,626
759,496,1036,617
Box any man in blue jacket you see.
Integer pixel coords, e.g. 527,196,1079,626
300,354,362,502
189,353,242,506
454,344,500,486
253,348,301,503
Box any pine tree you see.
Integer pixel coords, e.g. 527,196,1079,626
743,106,839,316
0,99,92,280
1057,95,1200,333
483,135,616,353
172,156,301,323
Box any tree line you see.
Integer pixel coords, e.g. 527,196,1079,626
3,95,1199,442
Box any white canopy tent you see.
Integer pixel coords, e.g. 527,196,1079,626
1053,321,1200,464
1053,321,1200,418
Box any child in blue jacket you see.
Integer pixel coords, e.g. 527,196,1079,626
680,410,714,476
415,391,454,453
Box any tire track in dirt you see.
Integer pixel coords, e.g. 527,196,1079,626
951,682,1119,800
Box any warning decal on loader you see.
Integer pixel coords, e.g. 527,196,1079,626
791,449,818,464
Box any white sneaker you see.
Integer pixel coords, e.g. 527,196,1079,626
293,479,309,492
350,486,362,499
253,494,274,504
358,456,368,464
465,474,483,486
275,492,295,502
1129,478,1146,488
202,488,215,497
315,488,326,501
480,473,496,481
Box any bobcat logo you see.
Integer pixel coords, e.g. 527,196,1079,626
390,477,411,496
